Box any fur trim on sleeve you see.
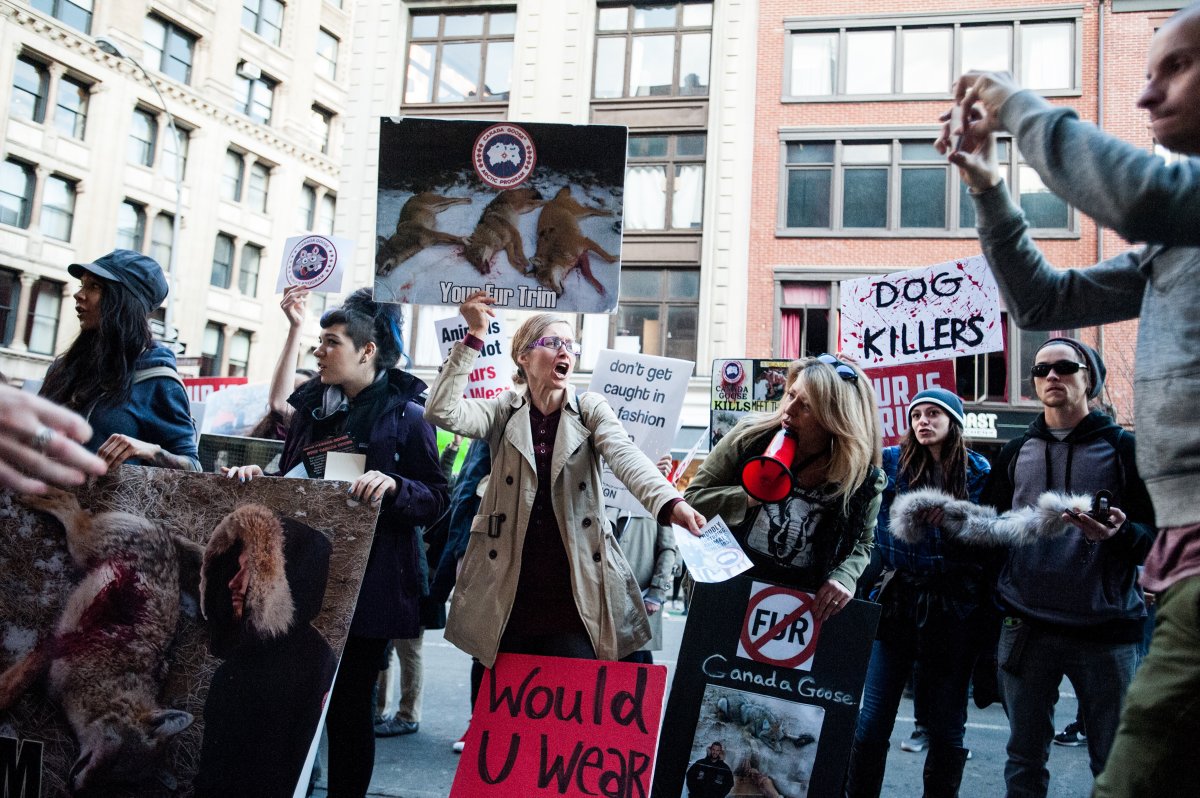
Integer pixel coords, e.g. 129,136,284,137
889,488,1092,547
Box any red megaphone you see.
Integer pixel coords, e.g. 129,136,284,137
740,427,798,503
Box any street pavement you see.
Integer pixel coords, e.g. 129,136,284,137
313,606,1096,797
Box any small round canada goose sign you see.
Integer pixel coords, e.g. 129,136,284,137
473,123,537,189
286,236,338,289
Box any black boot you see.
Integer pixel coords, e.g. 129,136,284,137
922,744,969,798
844,739,889,798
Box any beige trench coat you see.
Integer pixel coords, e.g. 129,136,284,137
425,343,682,667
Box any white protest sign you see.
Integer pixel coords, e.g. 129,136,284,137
839,255,1002,368
735,581,823,671
588,350,693,516
435,315,513,400
673,516,753,583
275,233,355,294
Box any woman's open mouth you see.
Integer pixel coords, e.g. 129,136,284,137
554,362,570,377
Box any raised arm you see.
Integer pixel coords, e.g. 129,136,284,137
268,286,309,417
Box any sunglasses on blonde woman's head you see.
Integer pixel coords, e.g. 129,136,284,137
528,336,582,357
817,353,858,383
1030,360,1088,379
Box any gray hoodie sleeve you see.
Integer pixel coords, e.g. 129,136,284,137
998,90,1200,246
973,182,1148,330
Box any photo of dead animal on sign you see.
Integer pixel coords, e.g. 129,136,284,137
685,685,825,798
374,117,627,313
0,466,380,798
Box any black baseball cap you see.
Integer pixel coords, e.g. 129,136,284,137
68,249,169,313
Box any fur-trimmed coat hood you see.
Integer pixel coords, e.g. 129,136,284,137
201,504,332,648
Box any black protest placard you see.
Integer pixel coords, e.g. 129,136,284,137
653,576,879,798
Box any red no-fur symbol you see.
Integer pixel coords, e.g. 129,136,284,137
737,584,822,670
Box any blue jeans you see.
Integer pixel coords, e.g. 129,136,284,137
997,620,1139,798
854,602,981,748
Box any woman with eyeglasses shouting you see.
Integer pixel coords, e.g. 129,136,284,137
425,289,706,670
685,355,885,619
846,388,993,798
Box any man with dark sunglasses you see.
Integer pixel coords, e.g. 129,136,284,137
979,337,1155,798
942,5,1200,794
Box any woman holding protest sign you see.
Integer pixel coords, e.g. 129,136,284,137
424,289,705,668
683,354,885,618
845,388,993,798
223,288,448,798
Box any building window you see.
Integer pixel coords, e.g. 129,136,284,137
239,243,262,296
211,234,235,289
0,160,35,229
116,200,146,251
405,9,515,103
40,175,76,242
625,133,705,230
129,107,157,167
613,268,699,361
162,125,189,181
242,0,284,47
0,270,17,345
298,183,316,230
228,329,252,377
247,162,270,213
11,56,49,123
150,212,174,269
317,194,335,235
201,322,224,377
52,74,88,139
237,72,277,124
311,105,333,154
144,15,196,84
31,0,92,34
781,134,1070,233
787,12,1078,99
24,278,62,355
316,28,339,80
222,150,244,202
594,2,712,99
778,282,832,359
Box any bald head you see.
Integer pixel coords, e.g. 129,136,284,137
1137,2,1200,154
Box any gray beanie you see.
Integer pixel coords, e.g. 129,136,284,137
1037,336,1106,399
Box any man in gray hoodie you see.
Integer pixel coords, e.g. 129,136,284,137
980,338,1155,798
941,5,1200,795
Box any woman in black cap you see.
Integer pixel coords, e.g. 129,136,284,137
40,249,199,470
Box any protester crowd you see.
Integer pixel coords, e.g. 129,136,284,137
3,4,1197,797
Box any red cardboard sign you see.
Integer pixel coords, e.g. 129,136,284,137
451,654,667,798
182,377,248,404
865,360,956,447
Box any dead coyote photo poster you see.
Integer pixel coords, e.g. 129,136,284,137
374,117,627,313
0,466,379,798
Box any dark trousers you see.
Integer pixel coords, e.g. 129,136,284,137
326,635,390,798
855,604,983,748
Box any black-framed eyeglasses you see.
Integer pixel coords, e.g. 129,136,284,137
1030,360,1088,379
528,335,582,357
817,353,858,383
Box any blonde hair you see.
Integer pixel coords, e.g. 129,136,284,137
738,356,881,510
510,313,574,386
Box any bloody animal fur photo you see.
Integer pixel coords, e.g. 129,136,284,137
0,467,378,798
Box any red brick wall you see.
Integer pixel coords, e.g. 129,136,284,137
748,0,1161,427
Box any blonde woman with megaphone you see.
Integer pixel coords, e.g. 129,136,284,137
685,354,884,620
